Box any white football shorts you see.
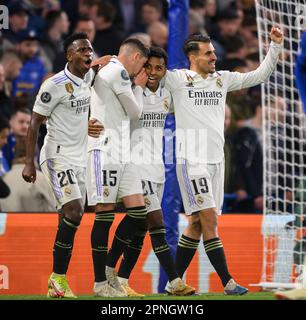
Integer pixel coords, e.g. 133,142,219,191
176,158,224,215
142,180,164,213
86,150,143,205
41,158,86,210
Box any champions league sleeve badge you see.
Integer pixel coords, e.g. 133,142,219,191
41,92,51,103
121,69,130,81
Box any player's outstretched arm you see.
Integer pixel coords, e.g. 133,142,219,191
118,68,148,120
227,26,283,92
22,112,46,183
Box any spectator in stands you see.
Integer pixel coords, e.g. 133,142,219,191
246,51,260,70
1,49,23,85
0,117,10,178
0,64,14,121
226,59,253,124
128,33,152,48
3,1,29,49
136,0,165,33
2,109,31,170
53,16,97,73
204,0,218,35
90,1,124,56
211,9,241,46
224,104,243,212
189,9,206,35
233,97,263,212
0,117,10,201
13,28,46,104
189,0,206,17
62,0,100,33
113,0,138,36
147,21,168,49
0,136,55,212
240,16,259,52
222,35,248,60
41,10,70,70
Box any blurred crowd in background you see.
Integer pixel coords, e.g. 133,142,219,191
0,0,266,213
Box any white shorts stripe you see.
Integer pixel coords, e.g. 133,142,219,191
47,160,63,200
94,150,102,197
182,159,196,207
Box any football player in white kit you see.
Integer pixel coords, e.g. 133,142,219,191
163,27,284,295
115,47,195,296
87,39,150,297
22,33,94,298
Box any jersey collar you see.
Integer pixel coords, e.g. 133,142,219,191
186,69,218,80
143,83,162,97
64,64,84,87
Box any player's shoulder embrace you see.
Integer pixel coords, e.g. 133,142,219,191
99,61,129,82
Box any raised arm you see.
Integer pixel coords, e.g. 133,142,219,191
227,27,283,92
22,112,46,183
117,68,148,120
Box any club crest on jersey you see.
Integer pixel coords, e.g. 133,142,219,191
144,197,151,206
186,74,194,87
196,195,204,205
64,187,71,196
65,83,75,100
103,188,110,197
216,77,223,88
164,100,169,111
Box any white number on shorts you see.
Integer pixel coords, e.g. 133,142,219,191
191,178,209,195
102,170,118,186
57,169,76,187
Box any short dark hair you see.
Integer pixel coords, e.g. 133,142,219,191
183,34,211,57
97,2,116,23
63,32,89,55
148,46,168,65
11,108,31,117
76,15,92,25
142,0,163,13
0,116,9,131
45,10,62,30
121,38,149,58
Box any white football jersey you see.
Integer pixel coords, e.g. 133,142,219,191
130,84,171,183
165,41,282,164
88,57,138,163
33,64,93,167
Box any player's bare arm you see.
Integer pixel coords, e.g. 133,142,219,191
22,112,46,183
91,55,112,71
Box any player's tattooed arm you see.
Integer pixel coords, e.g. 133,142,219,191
88,118,104,138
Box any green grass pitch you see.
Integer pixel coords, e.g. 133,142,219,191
0,292,275,300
